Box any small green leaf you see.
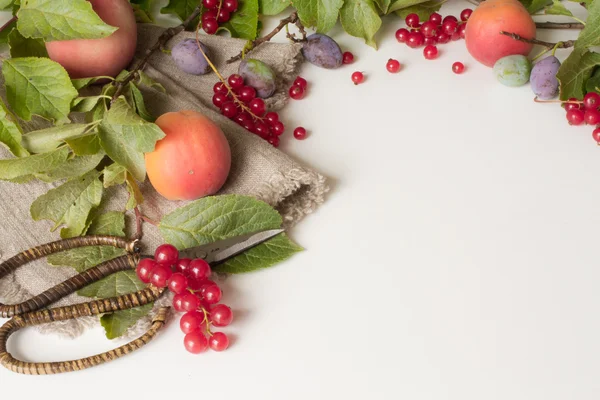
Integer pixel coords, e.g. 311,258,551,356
219,0,260,40
30,170,103,238
129,84,153,122
260,0,290,15
71,76,112,91
130,0,154,23
392,0,442,17
585,68,600,94
103,163,127,187
544,0,574,15
71,96,109,113
574,0,600,49
21,124,89,154
98,98,165,181
557,49,600,100
78,270,146,298
293,0,344,33
36,152,104,182
2,57,78,123
88,211,126,236
339,0,382,48
160,0,199,28
100,303,153,339
0,0,14,9
125,173,144,210
0,97,29,157
0,146,68,180
67,134,101,156
136,71,166,93
17,0,118,41
8,27,48,58
0,21,17,44
519,0,553,13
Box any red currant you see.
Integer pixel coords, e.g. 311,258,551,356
228,74,244,89
265,111,279,125
243,121,255,133
457,23,467,39
213,82,228,95
154,244,179,266
254,121,270,139
443,15,458,23
202,0,219,8
452,61,465,74
442,20,458,35
436,32,450,44
451,31,461,41
289,85,305,100
181,292,201,312
386,59,401,73
212,93,228,108
405,13,420,28
184,332,209,354
187,277,206,291
424,45,438,60
421,21,437,38
202,18,218,35
293,76,308,90
209,332,230,351
395,28,409,43
223,0,238,12
429,12,442,25
564,98,582,111
406,31,425,48
424,36,437,46
293,127,307,140
202,284,222,304
180,311,205,334
351,71,364,85
272,121,285,136
189,258,211,281
460,8,473,21
584,109,600,125
583,92,600,110
239,86,256,103
202,9,218,23
235,111,252,126
268,135,280,147
173,293,186,312
593,127,600,144
221,101,237,118
567,109,585,125
343,51,354,64
167,273,188,294
136,259,156,283
150,264,172,288
249,98,266,116
210,304,233,327
217,9,231,23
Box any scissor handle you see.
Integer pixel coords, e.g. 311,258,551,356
0,286,168,375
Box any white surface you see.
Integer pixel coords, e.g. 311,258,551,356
1,2,600,399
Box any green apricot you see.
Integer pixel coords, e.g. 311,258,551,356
493,55,532,87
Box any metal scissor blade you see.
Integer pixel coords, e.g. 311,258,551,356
179,229,285,264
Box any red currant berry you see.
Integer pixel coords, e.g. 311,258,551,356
239,86,256,103
265,111,279,125
202,18,218,35
272,121,285,136
405,13,420,28
150,264,172,288
243,121,255,133
228,74,244,89
289,85,304,100
209,332,230,351
593,127,600,144
395,28,409,43
452,61,465,74
424,45,438,60
293,127,307,140
436,32,450,44
457,23,467,39
180,311,204,334
564,98,582,111
351,71,364,85
254,121,270,139
343,51,354,64
223,0,238,12
202,284,222,304
424,36,437,46
293,76,308,90
235,111,252,126
181,292,201,312
567,109,585,125
249,98,266,116
154,244,179,266
173,293,186,312
168,273,188,294
584,109,600,125
421,21,437,38
460,8,473,21
406,31,425,48
442,20,458,35
211,304,233,327
451,31,461,41
189,258,212,281
583,92,600,110
268,135,280,147
386,59,401,73
136,259,156,283
202,9,218,23
184,332,209,354
212,93,228,108
443,15,458,23
429,12,442,25
187,277,206,291
202,0,219,8
221,101,238,118
217,9,231,23
175,258,192,275
213,82,228,95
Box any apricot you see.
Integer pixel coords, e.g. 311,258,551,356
45,0,137,79
465,0,536,67
145,110,231,201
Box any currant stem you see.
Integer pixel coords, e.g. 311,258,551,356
533,97,582,104
500,31,576,49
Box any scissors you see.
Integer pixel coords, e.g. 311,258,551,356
0,228,284,375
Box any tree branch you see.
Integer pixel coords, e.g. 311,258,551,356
0,16,17,34
500,31,576,49
535,21,585,29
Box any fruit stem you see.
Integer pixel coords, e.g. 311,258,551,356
535,21,584,30
533,97,582,104
500,31,576,50
0,16,16,34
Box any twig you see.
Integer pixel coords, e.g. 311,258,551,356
226,12,303,64
134,206,144,240
500,31,576,49
0,16,17,34
535,21,585,29
111,5,203,104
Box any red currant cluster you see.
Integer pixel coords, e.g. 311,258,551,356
395,10,472,61
563,92,600,143
136,244,233,354
201,0,239,35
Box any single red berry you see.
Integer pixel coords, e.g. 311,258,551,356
223,0,238,12
452,61,465,74
150,264,172,288
173,293,186,312
395,28,409,43
443,15,458,23
202,0,219,8
265,111,279,125
213,82,228,95
249,98,266,116
184,332,209,354
228,74,244,89
293,127,307,140
235,111,252,126
343,51,354,64
180,311,205,334
202,284,222,304
564,98,582,111
209,332,230,351
435,32,449,44
202,18,218,35
221,101,237,118
268,135,280,147
189,259,212,281
406,31,425,48
424,36,437,46
457,23,467,39
424,45,438,60
181,292,201,312
187,277,206,291
583,92,600,110
289,85,305,100
272,121,285,136
420,21,437,38
254,121,270,139
386,59,401,73
429,12,442,25
210,304,233,327
593,127,600,144
154,244,179,266
460,8,473,21
243,121,255,133
136,259,156,283
405,13,420,28
217,9,230,23
168,273,188,294
239,86,256,103
212,93,228,108
442,20,458,35
293,76,308,90
584,109,600,125
451,31,461,41
202,9,218,23
351,71,364,85
567,109,585,125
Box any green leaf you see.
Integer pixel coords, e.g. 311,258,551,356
585,68,600,94
0,146,68,180
219,0,260,40
71,76,112,91
100,303,153,339
129,84,153,122
125,173,143,210
0,21,17,44
519,0,553,13
30,170,103,238
574,0,600,49
36,152,104,182
130,0,154,23
0,1,15,11
0,97,29,157
293,0,344,33
67,134,101,156
98,98,165,181
2,57,78,123
557,49,600,100
78,270,145,298
8,27,48,58
17,0,118,41
71,96,109,113
260,0,290,14
339,0,382,48
160,0,199,27
21,124,89,154
392,0,441,17
544,0,574,15
136,70,166,93
88,211,126,236
215,233,303,274
103,163,127,187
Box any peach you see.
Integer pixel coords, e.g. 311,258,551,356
45,0,137,79
145,110,231,201
465,0,536,67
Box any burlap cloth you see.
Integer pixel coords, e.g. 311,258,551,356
0,24,329,338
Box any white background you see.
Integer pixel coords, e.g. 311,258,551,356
1,1,599,399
